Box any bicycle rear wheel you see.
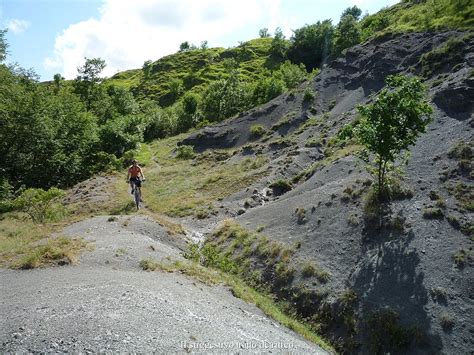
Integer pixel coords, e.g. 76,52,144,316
134,185,140,210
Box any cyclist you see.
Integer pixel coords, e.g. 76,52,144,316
127,159,145,201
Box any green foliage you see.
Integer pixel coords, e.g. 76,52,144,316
201,74,252,122
347,75,432,197
73,57,106,111
0,28,7,62
250,124,266,137
279,61,307,89
360,0,474,40
334,13,361,56
421,35,469,76
303,87,315,102
259,28,270,38
13,188,65,223
270,27,289,60
99,114,145,156
287,20,334,70
175,145,195,159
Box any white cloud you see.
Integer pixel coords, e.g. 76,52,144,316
44,0,280,79
7,19,30,34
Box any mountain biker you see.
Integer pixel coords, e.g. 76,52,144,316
127,159,145,201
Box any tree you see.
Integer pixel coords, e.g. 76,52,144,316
200,40,208,50
341,5,362,20
0,29,8,62
259,28,270,38
142,60,153,81
270,27,288,60
344,75,432,198
53,73,64,94
278,60,307,89
73,57,106,111
179,41,191,52
287,20,334,70
333,13,361,56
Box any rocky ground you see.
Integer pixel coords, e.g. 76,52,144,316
0,216,327,354
181,31,473,353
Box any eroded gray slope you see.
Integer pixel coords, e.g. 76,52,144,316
180,31,473,353
0,216,327,354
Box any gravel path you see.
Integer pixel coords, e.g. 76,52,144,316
0,216,327,354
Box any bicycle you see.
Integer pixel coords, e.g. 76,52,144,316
130,179,144,210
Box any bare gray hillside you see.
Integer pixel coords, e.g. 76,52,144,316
181,31,473,354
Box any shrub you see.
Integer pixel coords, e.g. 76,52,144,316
421,36,467,77
250,124,266,137
301,262,316,277
453,249,471,268
305,138,321,147
303,88,315,102
295,207,306,224
13,188,65,223
176,145,195,159
440,314,455,332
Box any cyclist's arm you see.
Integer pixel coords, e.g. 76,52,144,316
126,169,131,181
140,169,145,180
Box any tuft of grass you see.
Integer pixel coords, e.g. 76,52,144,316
347,214,360,226
453,249,471,269
271,117,290,131
421,36,469,77
11,236,87,269
447,182,474,212
301,262,316,278
305,137,322,148
249,124,267,138
295,207,306,224
440,313,455,332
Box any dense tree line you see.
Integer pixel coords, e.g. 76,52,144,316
0,5,381,193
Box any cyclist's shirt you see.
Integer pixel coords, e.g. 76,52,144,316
129,165,142,178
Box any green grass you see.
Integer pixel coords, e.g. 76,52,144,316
107,38,279,107
0,216,88,268
249,124,267,137
136,135,268,217
360,0,474,41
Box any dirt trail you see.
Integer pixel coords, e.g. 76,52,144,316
0,215,327,354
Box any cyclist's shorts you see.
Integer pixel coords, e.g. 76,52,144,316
130,177,141,187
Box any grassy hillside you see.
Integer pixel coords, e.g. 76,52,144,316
361,0,474,40
108,38,280,107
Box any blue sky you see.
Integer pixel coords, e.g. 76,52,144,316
1,0,398,80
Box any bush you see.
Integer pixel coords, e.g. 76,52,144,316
176,145,195,159
303,88,315,102
13,188,65,223
250,124,266,137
